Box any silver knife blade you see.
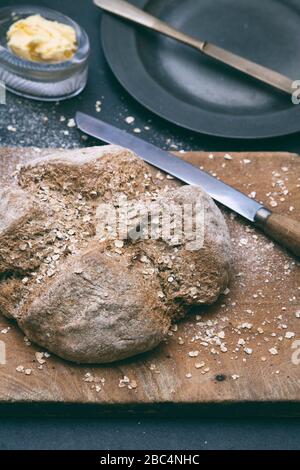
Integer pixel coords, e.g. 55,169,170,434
76,112,265,222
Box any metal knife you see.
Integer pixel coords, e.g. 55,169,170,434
94,0,294,95
76,112,300,257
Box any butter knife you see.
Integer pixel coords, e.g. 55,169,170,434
94,0,294,95
76,112,300,257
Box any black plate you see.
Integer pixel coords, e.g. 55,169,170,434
102,0,300,139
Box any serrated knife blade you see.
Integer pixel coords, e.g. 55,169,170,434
76,112,265,222
76,112,300,258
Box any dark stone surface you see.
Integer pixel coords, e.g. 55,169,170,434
0,417,300,450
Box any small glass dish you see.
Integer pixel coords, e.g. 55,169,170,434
0,5,90,101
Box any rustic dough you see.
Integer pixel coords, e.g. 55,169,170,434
0,146,232,363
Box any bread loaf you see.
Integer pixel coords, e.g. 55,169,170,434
0,146,232,363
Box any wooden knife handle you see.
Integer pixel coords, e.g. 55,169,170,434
256,210,300,257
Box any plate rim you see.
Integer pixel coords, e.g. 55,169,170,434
101,0,300,139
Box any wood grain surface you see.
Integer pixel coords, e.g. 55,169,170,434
0,148,299,416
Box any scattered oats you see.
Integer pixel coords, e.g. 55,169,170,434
249,191,257,199
261,356,267,362
95,100,102,112
189,287,198,297
238,322,253,330
128,380,137,390
63,130,69,136
195,362,205,369
244,347,253,355
133,128,141,133
217,331,225,339
238,338,246,346
74,268,83,274
67,118,76,128
188,350,199,358
186,373,192,379
239,322,253,330
157,291,165,299
296,310,300,319
208,154,214,160
223,288,230,295
24,336,31,346
59,115,66,122
171,324,178,332
239,238,248,246
1,328,9,334
35,352,46,365
269,347,278,355
243,159,251,164
83,372,94,383
232,374,240,380
178,337,184,345
166,174,174,180
7,125,17,132
203,367,210,373
95,385,102,393
281,166,288,172
44,352,50,358
119,375,130,385
257,327,264,334
168,276,174,283
125,116,135,124
16,365,24,373
55,231,64,239
285,332,295,339
25,368,32,375
224,153,232,160
114,240,124,249
220,344,228,353
270,200,278,208
155,171,165,180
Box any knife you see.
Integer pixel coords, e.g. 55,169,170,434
94,0,293,95
76,112,300,257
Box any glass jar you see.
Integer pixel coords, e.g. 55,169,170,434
0,5,90,101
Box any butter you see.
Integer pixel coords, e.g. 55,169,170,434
7,14,77,63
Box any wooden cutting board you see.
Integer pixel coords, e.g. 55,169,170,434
0,148,299,417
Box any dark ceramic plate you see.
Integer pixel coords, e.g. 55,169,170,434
101,0,300,139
